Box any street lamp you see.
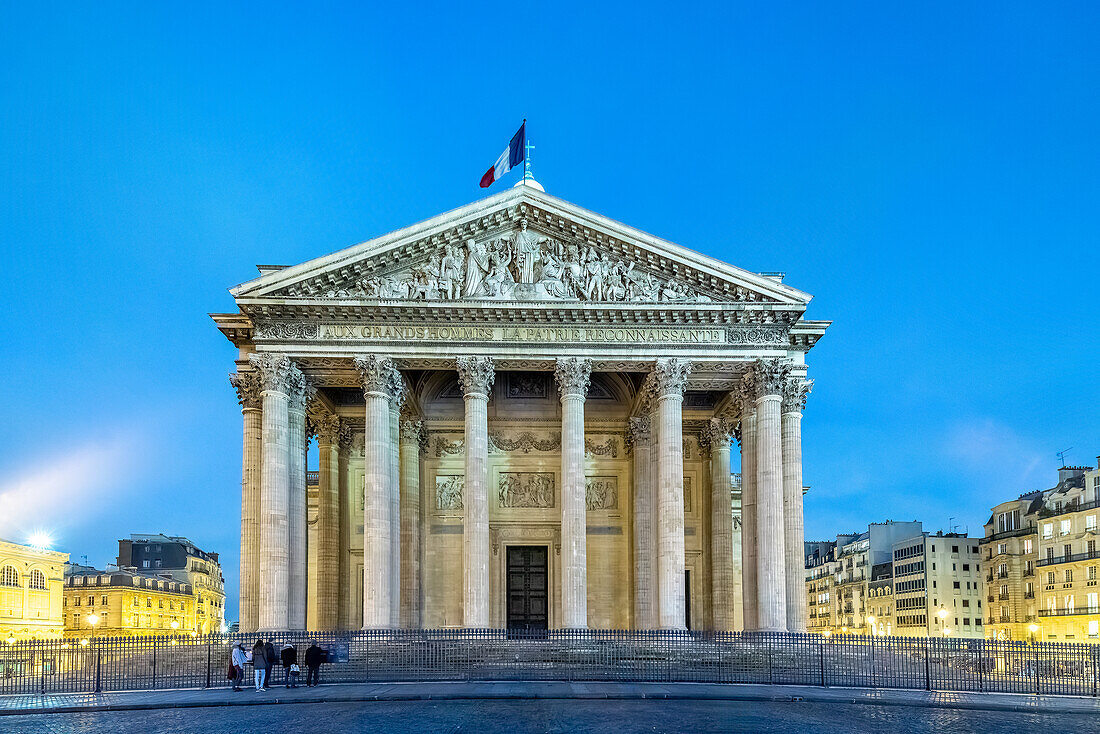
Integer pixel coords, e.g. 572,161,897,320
943,627,952,637
170,619,180,632
1028,622,1040,643
867,615,876,636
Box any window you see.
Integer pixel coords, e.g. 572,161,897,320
1065,569,1074,583
1047,597,1057,613
963,618,971,626
1090,566,1097,580
952,545,959,553
1047,547,1055,562
101,595,107,606
963,564,970,571
962,599,970,608
1090,620,1099,638
1064,543,1073,559
1089,592,1098,610
1043,523,1054,540
1087,515,1097,532
87,596,93,606
1024,539,1033,554
142,560,150,568
1065,595,1075,613
0,566,19,587
953,581,961,589
1047,572,1056,585
74,597,80,606
27,569,45,590
999,584,1008,596
1061,520,1072,536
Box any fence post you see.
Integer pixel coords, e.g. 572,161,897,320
1033,644,1040,695
924,638,931,691
205,637,212,689
818,640,826,687
1093,646,1098,698
94,647,102,694
39,649,45,695
975,643,983,693
152,639,158,690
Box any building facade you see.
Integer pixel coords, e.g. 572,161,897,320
982,459,1100,642
215,184,829,632
0,539,68,641
63,565,196,638
117,535,226,633
806,522,985,639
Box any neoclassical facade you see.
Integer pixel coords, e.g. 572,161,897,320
215,184,828,632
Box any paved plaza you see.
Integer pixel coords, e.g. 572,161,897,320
4,695,1098,734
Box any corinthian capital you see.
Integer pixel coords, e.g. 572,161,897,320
653,358,692,397
311,412,341,444
249,353,294,394
782,377,813,413
554,357,592,399
354,355,399,398
746,358,791,398
455,356,494,397
337,422,355,454
229,370,263,410
705,417,733,451
286,366,312,414
391,373,409,410
626,415,651,451
400,419,423,443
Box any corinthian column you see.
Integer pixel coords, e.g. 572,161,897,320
654,358,691,629
629,414,656,629
230,370,263,633
355,355,399,628
737,377,758,631
250,353,293,631
555,357,591,629
388,376,406,627
312,411,341,630
287,373,311,631
707,418,736,631
783,376,812,633
337,423,353,630
751,358,791,632
399,419,423,628
456,356,494,628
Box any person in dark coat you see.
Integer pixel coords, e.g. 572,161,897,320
251,639,267,692
304,640,324,687
263,640,276,689
280,644,299,688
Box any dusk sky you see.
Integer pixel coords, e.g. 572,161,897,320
1,3,1097,620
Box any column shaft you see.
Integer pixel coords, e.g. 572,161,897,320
740,401,759,631
389,402,401,626
231,371,263,634
356,356,398,628
709,420,736,631
315,418,341,630
457,357,493,628
630,417,656,629
287,394,309,631
782,378,811,633
337,427,351,630
753,359,790,632
556,358,591,629
400,421,422,628
654,359,690,630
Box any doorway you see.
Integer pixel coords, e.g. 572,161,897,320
506,546,549,630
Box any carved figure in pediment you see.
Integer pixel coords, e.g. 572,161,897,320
464,239,490,297
514,221,543,284
439,244,464,300
484,240,516,298
539,251,571,298
411,255,441,300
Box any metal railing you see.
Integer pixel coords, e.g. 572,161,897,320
1039,606,1100,618
0,630,1099,697
1038,550,1100,568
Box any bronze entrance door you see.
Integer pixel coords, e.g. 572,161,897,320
506,546,549,630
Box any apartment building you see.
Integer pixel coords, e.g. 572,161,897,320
806,521,985,638
981,459,1100,642
117,535,225,634
63,564,196,637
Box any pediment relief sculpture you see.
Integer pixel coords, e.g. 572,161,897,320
319,223,721,304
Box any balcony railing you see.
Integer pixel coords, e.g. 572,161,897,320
981,525,1037,543
1024,591,1035,599
1039,606,1100,618
998,593,1010,600
1039,498,1100,520
1037,549,1100,568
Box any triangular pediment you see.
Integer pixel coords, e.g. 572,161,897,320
231,186,810,308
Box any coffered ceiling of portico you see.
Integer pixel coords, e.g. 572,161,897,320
229,186,813,312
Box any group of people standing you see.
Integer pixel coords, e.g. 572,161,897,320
229,639,326,692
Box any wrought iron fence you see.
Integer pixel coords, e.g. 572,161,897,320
0,631,1097,697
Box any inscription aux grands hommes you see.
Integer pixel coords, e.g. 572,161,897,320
250,322,786,345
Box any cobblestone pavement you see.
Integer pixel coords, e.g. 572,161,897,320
4,698,1098,734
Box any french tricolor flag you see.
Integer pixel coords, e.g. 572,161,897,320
479,121,526,188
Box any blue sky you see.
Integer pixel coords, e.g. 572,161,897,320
1,3,1097,619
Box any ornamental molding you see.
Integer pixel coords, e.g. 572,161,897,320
489,431,561,454
435,476,464,511
433,436,464,458
725,325,789,346
584,437,619,459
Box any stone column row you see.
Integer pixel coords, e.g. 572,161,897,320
230,371,264,634
556,357,592,629
736,358,811,633
456,356,494,628
311,411,343,631
707,418,737,631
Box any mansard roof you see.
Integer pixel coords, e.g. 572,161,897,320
229,185,812,307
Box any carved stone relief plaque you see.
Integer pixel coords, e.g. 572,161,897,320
585,477,618,511
436,476,464,511
498,472,555,508
684,476,693,514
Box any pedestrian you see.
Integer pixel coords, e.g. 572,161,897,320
280,643,299,688
251,639,267,692
230,641,247,691
263,639,276,689
304,640,324,687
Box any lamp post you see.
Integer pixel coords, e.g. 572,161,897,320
936,607,949,637
1028,622,1040,644
867,615,876,637
87,613,100,640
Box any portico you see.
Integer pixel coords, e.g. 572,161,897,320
217,184,828,632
